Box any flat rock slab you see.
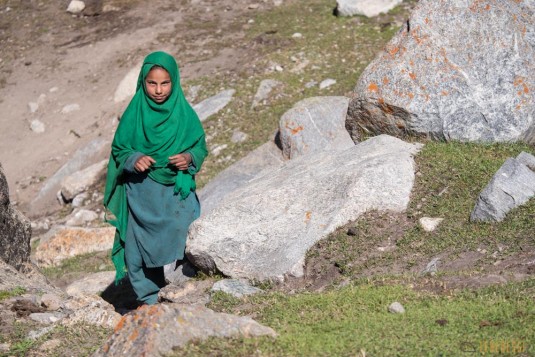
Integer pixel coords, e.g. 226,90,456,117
187,135,422,281
158,280,213,305
471,155,535,222
198,141,286,215
34,226,115,267
193,89,235,122
95,304,276,357
211,279,263,298
61,295,121,329
347,0,535,144
279,96,353,159
65,271,116,296
61,159,108,201
336,0,403,17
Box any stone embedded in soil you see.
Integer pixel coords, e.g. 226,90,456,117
67,0,85,14
61,295,121,329
251,79,281,109
158,280,212,305
193,89,235,122
388,301,405,314
94,303,276,357
60,103,80,114
65,208,99,226
419,217,444,232
211,279,263,298
319,78,336,89
471,158,535,222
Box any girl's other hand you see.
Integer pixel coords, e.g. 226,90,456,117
134,155,156,172
169,153,191,171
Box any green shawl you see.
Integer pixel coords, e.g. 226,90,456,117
104,51,207,282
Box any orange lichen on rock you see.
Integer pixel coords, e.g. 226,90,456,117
114,316,128,333
368,82,379,93
388,46,400,56
285,122,304,135
382,77,389,85
409,72,417,80
407,92,415,99
441,90,449,96
305,211,312,222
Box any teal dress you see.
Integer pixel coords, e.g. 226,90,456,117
123,152,200,305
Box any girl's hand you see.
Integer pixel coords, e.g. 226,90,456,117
169,153,192,171
134,155,156,173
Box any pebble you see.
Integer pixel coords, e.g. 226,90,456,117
66,0,85,14
28,102,39,113
388,302,405,314
231,130,248,143
49,87,59,93
419,217,444,232
305,81,317,88
319,78,337,89
292,32,303,38
30,119,45,133
61,103,80,114
72,192,89,207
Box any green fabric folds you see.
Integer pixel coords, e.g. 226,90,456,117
103,51,207,282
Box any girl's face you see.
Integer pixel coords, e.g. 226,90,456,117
145,67,172,104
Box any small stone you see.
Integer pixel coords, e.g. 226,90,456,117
61,103,80,114
248,4,260,9
231,130,248,144
347,227,358,236
56,190,66,206
28,102,39,113
305,81,317,88
40,293,62,311
319,78,337,89
422,257,440,276
275,65,283,72
211,279,263,298
30,119,45,133
0,343,10,352
38,339,62,352
66,0,85,14
102,4,120,12
419,217,444,232
292,32,303,38
388,302,405,314
37,93,47,105
49,87,59,93
71,192,89,207
273,0,283,5
211,144,228,156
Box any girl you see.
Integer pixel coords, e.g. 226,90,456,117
104,51,208,305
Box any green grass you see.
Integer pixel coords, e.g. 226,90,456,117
0,287,26,301
173,278,534,356
41,250,114,285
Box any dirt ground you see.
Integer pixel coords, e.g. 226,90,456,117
0,0,277,217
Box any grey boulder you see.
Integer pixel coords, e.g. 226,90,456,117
279,96,354,159
347,0,535,144
471,153,535,222
187,135,422,281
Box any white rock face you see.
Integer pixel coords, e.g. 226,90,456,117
113,65,140,103
336,0,402,17
279,96,353,159
193,89,235,121
60,159,108,201
187,135,422,281
66,0,85,14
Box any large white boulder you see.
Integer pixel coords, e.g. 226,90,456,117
187,135,422,281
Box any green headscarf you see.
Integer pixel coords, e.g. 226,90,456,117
104,51,207,282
